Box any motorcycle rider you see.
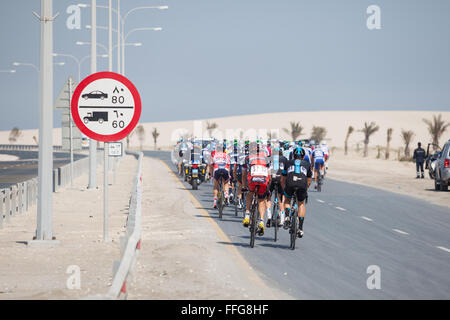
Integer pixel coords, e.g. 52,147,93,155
413,142,426,179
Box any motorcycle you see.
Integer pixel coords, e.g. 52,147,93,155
184,160,207,190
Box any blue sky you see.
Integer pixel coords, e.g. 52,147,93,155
0,0,449,130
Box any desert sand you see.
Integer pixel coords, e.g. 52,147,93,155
327,148,449,209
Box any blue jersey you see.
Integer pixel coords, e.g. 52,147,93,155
313,149,324,161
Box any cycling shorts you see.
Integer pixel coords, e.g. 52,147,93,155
269,177,283,196
214,169,230,182
247,175,269,199
314,159,325,170
283,185,307,202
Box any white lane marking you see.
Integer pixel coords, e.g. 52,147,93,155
436,246,450,253
392,229,409,235
335,206,346,211
361,216,373,221
316,199,325,203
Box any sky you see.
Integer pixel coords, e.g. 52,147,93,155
0,0,449,130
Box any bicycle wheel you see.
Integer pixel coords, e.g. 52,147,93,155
290,210,298,250
218,181,223,219
317,171,322,192
273,192,279,242
249,200,257,248
234,184,238,216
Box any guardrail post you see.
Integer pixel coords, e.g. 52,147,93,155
18,183,23,214
0,191,4,228
11,186,17,216
5,188,11,223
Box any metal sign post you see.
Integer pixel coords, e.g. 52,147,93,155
104,142,108,241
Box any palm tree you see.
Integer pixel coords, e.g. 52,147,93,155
423,114,449,148
385,128,393,159
401,129,414,158
360,122,379,157
310,126,327,142
135,125,146,150
152,128,160,150
206,121,218,138
8,127,21,143
344,126,354,155
283,121,303,141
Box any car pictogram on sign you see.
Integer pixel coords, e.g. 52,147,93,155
82,90,108,100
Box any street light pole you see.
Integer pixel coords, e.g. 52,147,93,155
88,0,97,190
108,0,112,72
36,0,55,241
117,0,121,74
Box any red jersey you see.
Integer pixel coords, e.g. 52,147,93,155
211,151,231,173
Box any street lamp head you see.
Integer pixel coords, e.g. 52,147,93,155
55,62,65,66
76,41,85,45
158,6,169,10
52,53,58,57
85,25,92,29
134,43,143,47
77,4,88,8
100,54,109,58
13,62,20,66
10,70,16,73
153,27,163,31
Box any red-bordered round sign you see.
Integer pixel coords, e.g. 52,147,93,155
71,71,141,142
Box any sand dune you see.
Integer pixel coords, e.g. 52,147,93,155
128,110,450,149
1,111,449,150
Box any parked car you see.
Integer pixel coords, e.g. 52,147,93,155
433,139,450,191
82,90,108,100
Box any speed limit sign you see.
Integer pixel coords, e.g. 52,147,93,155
71,72,141,142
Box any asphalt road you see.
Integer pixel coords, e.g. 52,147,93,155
0,149,86,188
144,150,450,299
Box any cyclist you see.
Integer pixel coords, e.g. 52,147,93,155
229,139,240,203
266,143,288,227
281,147,312,238
242,141,271,236
210,141,231,208
312,143,325,189
320,140,329,172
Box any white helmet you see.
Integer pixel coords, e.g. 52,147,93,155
320,140,327,146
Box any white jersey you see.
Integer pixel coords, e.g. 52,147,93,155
321,145,329,156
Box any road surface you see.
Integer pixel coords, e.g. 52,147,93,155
145,150,450,299
0,149,86,188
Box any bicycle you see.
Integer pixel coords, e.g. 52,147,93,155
217,178,225,219
271,185,280,242
288,192,299,250
233,180,238,217
316,168,323,192
249,185,260,248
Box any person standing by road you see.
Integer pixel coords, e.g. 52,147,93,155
413,142,426,179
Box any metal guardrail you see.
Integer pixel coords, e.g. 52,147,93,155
0,151,103,229
88,151,143,300
0,144,62,151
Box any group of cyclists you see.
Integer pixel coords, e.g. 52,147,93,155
174,137,329,245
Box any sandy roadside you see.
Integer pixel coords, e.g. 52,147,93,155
327,148,449,209
0,155,137,299
127,156,292,300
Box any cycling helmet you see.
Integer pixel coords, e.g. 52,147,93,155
293,147,305,159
